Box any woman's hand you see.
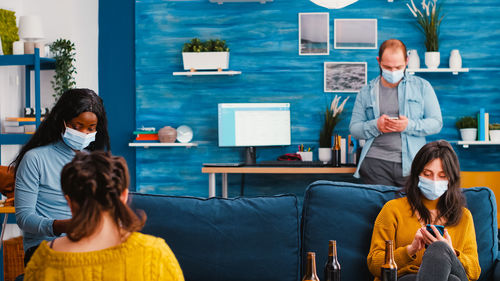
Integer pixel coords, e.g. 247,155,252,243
407,228,425,256
421,225,454,252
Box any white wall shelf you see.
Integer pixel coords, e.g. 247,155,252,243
173,71,241,76
129,142,198,148
407,68,469,75
456,140,500,148
209,0,272,4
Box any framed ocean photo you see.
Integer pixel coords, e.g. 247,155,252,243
334,19,377,49
324,62,367,92
299,13,329,55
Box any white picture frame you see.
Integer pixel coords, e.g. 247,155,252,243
324,62,367,93
334,19,377,49
299,13,329,55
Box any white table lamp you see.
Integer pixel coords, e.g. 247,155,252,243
18,16,44,54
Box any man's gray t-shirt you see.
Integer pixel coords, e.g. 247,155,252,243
366,81,402,163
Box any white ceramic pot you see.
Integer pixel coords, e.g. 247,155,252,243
460,128,477,141
490,130,500,142
407,49,420,69
425,51,440,69
449,49,462,69
318,148,332,163
182,52,229,71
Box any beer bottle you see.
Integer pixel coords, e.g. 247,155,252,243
324,240,341,281
381,240,397,281
302,252,320,281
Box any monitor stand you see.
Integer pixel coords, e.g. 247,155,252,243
244,147,257,166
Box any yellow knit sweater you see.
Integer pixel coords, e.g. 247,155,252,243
24,232,185,281
367,197,481,281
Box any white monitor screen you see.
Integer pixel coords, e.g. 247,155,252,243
218,103,291,147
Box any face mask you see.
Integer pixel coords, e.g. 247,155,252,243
418,176,448,201
381,68,405,84
62,127,97,151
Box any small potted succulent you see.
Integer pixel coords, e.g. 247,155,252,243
489,123,500,142
182,38,230,71
455,116,477,141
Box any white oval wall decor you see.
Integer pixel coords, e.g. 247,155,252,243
309,0,358,9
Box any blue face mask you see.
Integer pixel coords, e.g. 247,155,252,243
381,68,405,84
62,127,97,151
418,176,448,201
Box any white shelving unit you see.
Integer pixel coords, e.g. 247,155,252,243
456,141,500,148
209,0,272,4
173,71,241,76
407,68,469,75
129,142,198,148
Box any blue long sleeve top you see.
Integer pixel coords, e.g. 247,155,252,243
15,140,75,250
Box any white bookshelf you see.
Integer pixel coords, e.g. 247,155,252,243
129,142,198,148
456,141,500,148
407,68,469,75
173,71,241,76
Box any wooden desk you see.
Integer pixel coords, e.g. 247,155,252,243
201,166,356,198
0,206,15,250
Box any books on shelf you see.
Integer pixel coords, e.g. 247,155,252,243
478,108,490,141
133,128,159,141
3,117,38,134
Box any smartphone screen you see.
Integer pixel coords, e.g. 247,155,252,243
426,224,445,237
388,116,399,120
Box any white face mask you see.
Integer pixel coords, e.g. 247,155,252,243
62,127,97,151
418,176,449,201
381,68,405,84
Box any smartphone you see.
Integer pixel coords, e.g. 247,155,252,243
388,116,399,120
426,224,445,237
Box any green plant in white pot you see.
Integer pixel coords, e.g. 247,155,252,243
455,116,477,141
318,95,349,163
182,38,230,71
489,123,500,142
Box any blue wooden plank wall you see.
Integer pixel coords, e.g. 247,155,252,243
135,0,500,197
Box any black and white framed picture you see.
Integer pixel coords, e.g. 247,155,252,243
299,13,329,55
334,19,377,49
324,62,367,93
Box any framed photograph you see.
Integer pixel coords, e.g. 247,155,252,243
324,62,367,93
334,19,377,49
299,13,329,55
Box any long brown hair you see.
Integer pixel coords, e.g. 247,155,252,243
61,151,145,241
404,140,465,227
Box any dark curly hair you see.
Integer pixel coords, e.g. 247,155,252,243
404,140,465,227
60,151,145,242
11,88,110,173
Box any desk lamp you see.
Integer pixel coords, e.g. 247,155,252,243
18,16,44,55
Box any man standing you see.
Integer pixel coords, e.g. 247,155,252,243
350,39,442,186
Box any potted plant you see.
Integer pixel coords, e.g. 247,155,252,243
182,38,230,71
455,116,477,141
318,95,349,163
0,9,19,55
489,123,500,142
50,38,76,101
407,0,444,69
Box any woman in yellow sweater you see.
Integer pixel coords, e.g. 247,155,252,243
24,151,185,281
367,140,480,281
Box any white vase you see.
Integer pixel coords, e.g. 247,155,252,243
407,49,420,69
449,49,462,69
490,130,500,142
318,148,332,163
425,51,440,69
460,128,477,141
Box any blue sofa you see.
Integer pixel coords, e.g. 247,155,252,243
130,181,499,281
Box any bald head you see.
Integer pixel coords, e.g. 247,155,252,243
379,39,407,61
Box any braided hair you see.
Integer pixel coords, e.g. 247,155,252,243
61,151,145,241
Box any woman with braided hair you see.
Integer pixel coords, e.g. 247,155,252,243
24,151,184,281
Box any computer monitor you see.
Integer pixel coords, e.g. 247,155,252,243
218,103,291,165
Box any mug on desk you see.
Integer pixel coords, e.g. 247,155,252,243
297,151,313,162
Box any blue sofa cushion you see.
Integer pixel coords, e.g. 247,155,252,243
301,181,401,280
129,193,300,281
463,187,498,281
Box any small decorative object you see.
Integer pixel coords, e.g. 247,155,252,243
297,151,313,161
0,36,3,55
158,126,177,143
176,125,193,143
50,38,76,101
489,123,500,142
0,9,20,55
309,0,358,9
455,116,478,141
319,95,349,162
299,13,329,55
449,49,462,69
12,40,23,54
182,38,229,71
407,49,420,69
407,0,443,69
18,15,44,54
